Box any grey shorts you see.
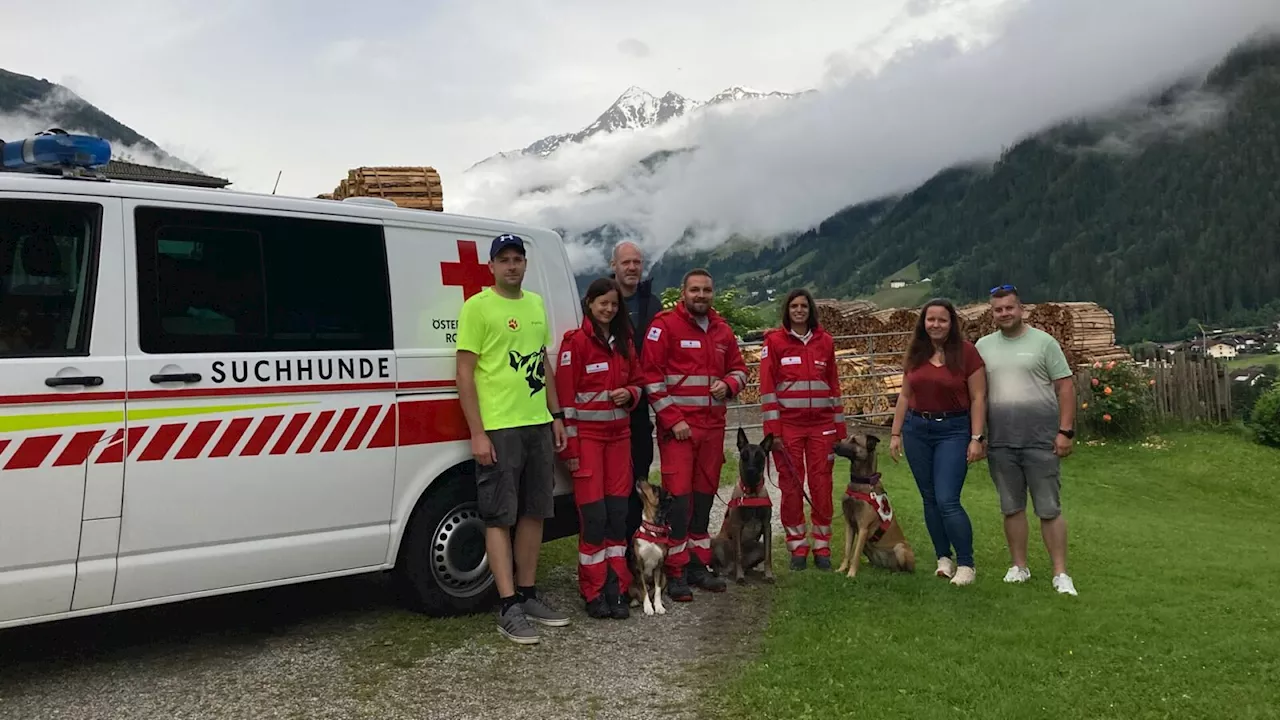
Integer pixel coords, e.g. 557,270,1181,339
475,423,556,528
987,446,1062,520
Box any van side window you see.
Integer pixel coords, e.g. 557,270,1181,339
0,199,101,358
135,207,392,354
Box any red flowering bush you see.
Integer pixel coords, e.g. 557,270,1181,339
1079,360,1156,439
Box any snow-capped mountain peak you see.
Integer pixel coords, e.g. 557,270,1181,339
467,82,804,168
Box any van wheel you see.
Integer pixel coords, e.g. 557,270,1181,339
397,470,497,615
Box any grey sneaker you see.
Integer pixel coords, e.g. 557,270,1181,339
521,592,571,627
497,603,540,645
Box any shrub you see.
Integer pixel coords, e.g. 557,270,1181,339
1079,360,1157,440
1247,380,1280,448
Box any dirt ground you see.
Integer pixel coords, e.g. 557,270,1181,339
0,436,783,720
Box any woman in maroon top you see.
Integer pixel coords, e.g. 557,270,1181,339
889,298,987,586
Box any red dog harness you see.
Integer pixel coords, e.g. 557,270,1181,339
635,519,669,545
845,474,893,543
727,480,772,509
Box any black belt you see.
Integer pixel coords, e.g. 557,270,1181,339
909,408,969,421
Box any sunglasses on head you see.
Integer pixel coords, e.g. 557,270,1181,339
989,284,1017,295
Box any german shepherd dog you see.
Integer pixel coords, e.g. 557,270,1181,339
711,428,776,584
833,432,916,578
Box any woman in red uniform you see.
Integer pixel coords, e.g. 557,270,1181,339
557,278,643,619
759,288,846,572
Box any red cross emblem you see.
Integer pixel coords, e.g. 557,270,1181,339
441,239,494,300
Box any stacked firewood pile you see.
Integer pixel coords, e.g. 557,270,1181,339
740,298,1130,426
318,166,445,211
816,299,1128,368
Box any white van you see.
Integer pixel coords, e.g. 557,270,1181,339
0,138,583,630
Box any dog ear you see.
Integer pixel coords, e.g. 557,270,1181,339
866,434,880,452
760,432,774,454
737,427,749,453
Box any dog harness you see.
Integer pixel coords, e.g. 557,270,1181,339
845,476,893,543
728,480,772,509
635,519,669,545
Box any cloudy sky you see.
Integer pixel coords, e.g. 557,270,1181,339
2,0,1278,270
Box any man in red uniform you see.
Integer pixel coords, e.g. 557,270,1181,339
759,288,847,571
641,268,749,601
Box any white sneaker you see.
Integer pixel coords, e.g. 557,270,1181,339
935,557,956,579
950,566,975,586
1053,573,1078,596
1003,566,1031,583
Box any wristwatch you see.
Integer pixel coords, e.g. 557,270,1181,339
551,411,565,421
971,434,984,442
1058,428,1075,439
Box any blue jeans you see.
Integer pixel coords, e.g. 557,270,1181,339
902,412,975,568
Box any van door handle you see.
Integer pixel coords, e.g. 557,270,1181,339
149,372,202,384
45,375,105,388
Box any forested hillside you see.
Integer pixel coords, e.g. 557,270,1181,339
607,36,1280,343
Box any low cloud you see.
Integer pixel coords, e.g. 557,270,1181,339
449,0,1280,274
0,85,203,174
618,38,651,58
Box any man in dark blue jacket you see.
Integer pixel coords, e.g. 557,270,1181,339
609,241,664,555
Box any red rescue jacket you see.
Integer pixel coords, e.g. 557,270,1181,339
640,303,749,431
759,326,847,438
556,317,642,461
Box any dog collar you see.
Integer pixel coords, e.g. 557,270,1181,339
849,472,881,485
730,480,772,508
636,520,669,543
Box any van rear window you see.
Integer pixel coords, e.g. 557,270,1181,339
0,199,100,358
134,207,392,354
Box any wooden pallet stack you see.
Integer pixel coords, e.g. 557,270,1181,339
323,166,444,211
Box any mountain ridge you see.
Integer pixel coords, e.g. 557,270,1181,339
572,35,1280,345
469,83,807,169
0,68,204,175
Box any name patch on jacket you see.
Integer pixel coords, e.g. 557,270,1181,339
781,356,802,366
586,362,609,374
681,340,702,349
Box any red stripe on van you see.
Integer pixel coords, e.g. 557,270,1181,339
368,405,397,448
95,427,148,464
138,423,185,461
241,416,284,456
176,420,221,459
54,430,106,467
209,418,252,458
321,408,359,453
297,410,335,453
343,405,382,450
6,435,60,469
399,399,469,446
270,413,311,455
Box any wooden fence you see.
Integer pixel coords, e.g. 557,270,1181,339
1074,354,1232,424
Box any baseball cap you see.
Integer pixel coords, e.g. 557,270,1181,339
489,233,526,259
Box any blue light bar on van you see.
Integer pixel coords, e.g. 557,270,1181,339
1,130,112,171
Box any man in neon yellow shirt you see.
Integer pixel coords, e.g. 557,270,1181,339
457,233,570,645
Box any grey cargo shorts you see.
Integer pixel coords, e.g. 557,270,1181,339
475,423,556,528
987,446,1062,520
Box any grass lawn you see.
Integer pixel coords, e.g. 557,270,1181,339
709,430,1280,720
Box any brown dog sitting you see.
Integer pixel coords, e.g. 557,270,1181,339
833,432,916,578
711,428,776,585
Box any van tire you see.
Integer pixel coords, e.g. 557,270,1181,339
396,468,498,616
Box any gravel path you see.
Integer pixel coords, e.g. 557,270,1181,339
0,433,784,720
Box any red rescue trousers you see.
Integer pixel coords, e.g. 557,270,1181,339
773,423,837,558
574,435,633,602
658,425,726,576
